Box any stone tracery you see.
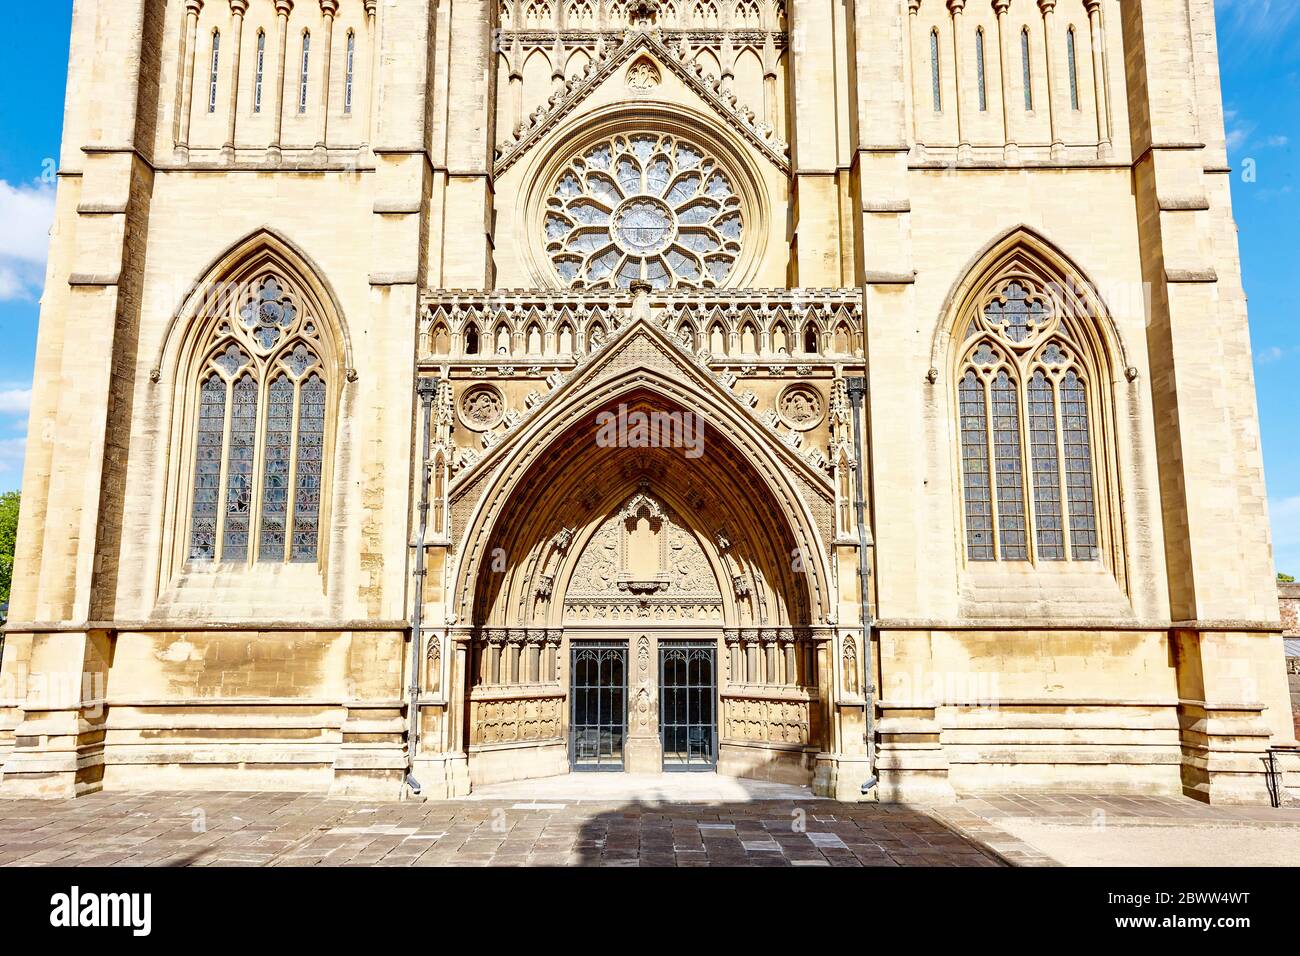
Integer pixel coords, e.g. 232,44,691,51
545,131,744,288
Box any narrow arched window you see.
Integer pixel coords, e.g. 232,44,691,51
208,30,221,114
1067,26,1080,111
465,324,480,354
186,273,336,566
930,29,942,112
1021,28,1033,111
954,274,1104,565
804,324,819,355
299,31,311,114
975,28,988,112
254,30,266,113
344,30,356,114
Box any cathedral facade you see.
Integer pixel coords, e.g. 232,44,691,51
2,0,1296,803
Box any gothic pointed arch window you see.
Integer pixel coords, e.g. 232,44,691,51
951,247,1111,566
181,254,343,568
253,30,266,113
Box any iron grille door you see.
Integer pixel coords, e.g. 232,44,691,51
659,641,717,770
570,642,628,771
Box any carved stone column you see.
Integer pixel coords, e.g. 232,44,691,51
1083,0,1110,156
269,0,294,162
224,0,249,160
175,0,205,158
623,633,663,772
1037,0,1063,155
316,0,339,157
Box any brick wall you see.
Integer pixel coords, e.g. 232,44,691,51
1281,583,1300,638
1281,584,1300,739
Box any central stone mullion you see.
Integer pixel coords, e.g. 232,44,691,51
623,633,663,773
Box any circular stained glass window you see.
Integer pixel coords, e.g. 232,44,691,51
544,132,744,289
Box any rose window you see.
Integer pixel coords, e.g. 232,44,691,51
544,133,744,289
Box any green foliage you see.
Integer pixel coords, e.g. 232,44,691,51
1280,572,1296,584
0,491,18,618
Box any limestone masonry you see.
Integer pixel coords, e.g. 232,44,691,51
1,0,1296,804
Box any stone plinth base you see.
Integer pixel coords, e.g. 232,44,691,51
623,735,663,774
717,740,815,786
410,752,471,799
467,740,569,788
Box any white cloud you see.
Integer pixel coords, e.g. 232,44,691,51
0,179,55,303
1272,495,1300,578
1217,0,1300,36
1267,135,1290,148
1225,119,1255,154
0,388,31,415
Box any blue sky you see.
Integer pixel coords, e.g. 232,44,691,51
0,2,1297,574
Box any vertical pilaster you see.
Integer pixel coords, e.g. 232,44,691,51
364,0,379,147
2,0,161,797
439,0,497,288
269,0,293,161
788,0,841,285
175,0,204,158
1122,0,1296,800
224,0,249,158
1038,0,1062,153
1084,0,1110,155
317,0,339,156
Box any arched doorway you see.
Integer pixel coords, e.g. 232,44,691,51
451,379,834,788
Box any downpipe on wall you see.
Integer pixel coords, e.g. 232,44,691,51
404,378,439,798
845,377,878,796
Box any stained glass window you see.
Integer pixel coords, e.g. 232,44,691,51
976,29,988,112
260,375,294,561
189,373,227,561
186,272,331,567
1062,370,1099,560
959,371,994,561
344,31,356,114
254,31,265,113
208,31,221,114
1028,370,1065,560
992,370,1028,560
1022,29,1033,111
957,274,1105,566
984,281,1048,343
1067,27,1080,111
931,29,942,112
299,32,311,114
222,374,258,561
292,373,326,562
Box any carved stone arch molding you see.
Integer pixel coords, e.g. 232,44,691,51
448,314,836,631
154,228,354,591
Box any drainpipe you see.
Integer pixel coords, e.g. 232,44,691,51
845,376,878,794
405,377,439,796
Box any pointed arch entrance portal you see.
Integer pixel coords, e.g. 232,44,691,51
434,302,851,791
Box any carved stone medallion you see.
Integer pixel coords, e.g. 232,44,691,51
459,384,506,431
776,383,824,431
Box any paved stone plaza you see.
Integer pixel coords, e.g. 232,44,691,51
1,779,1297,867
